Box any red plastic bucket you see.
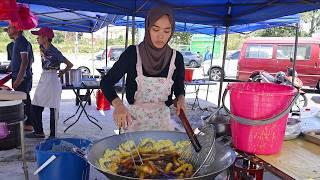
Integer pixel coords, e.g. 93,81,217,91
185,68,194,81
96,89,110,110
223,83,297,154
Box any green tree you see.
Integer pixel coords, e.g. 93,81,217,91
253,26,297,37
223,34,248,50
53,31,65,44
301,10,320,36
171,32,192,45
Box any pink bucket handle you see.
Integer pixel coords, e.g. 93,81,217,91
222,88,299,126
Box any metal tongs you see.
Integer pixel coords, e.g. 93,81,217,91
173,99,202,152
118,127,144,170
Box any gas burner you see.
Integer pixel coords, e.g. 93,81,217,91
228,151,294,180
232,156,264,180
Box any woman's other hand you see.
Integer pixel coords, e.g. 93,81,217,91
112,98,132,128
176,95,186,116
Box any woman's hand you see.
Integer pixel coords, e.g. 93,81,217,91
112,98,132,128
176,95,186,116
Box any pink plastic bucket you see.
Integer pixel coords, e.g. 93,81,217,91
223,83,297,154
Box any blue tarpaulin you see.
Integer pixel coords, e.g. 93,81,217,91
0,4,300,35
114,14,300,35
0,4,124,32
17,0,320,27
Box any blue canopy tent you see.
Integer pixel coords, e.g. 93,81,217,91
17,0,320,106
113,14,300,35
16,0,320,26
0,4,124,33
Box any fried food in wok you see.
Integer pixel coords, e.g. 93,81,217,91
98,138,193,179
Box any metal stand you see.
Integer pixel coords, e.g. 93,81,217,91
19,118,29,180
191,85,205,111
185,80,217,111
64,88,102,132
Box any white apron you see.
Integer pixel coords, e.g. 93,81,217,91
127,46,177,131
32,70,62,109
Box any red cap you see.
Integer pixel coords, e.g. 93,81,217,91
31,27,54,39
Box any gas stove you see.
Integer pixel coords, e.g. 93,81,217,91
214,150,294,180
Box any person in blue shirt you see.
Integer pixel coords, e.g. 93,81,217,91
25,27,73,138
5,25,34,131
204,47,213,61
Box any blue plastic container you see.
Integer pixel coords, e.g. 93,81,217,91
35,138,92,180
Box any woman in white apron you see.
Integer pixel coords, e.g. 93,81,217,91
25,27,73,138
101,6,186,131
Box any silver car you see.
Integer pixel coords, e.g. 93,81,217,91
202,50,240,81
181,51,203,68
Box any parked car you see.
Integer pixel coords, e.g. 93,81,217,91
181,51,203,68
95,46,125,68
202,50,240,81
237,37,320,90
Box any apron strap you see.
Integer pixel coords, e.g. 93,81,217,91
135,46,143,77
136,46,176,83
166,50,176,81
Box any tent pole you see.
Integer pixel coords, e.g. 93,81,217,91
217,26,229,107
132,16,135,45
75,32,78,60
105,25,109,68
206,28,217,101
91,33,95,76
121,16,130,100
292,23,299,86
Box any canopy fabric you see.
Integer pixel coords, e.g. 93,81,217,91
114,14,300,35
0,4,124,32
17,0,320,27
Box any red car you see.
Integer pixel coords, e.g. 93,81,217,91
237,37,320,90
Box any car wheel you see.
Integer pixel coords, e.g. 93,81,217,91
189,60,198,68
77,66,90,75
317,81,320,92
209,67,222,81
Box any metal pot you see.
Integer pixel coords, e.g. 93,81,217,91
60,69,82,86
82,131,236,180
202,108,231,137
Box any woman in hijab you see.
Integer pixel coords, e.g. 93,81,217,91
101,5,186,131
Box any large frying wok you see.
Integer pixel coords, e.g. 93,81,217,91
85,131,236,180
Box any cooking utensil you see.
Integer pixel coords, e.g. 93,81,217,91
85,131,236,180
202,107,231,137
177,109,217,177
60,69,82,86
118,127,144,172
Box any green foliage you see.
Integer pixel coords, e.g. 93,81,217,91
172,32,192,45
301,10,320,36
53,31,65,44
0,29,12,53
223,34,248,50
253,26,297,37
